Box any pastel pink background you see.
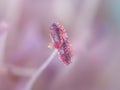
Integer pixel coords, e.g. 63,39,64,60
0,0,120,90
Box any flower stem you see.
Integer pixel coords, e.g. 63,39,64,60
25,49,57,90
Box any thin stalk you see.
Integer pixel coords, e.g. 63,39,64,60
25,49,57,90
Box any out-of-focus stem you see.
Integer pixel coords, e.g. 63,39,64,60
74,0,101,49
25,49,57,90
0,21,9,64
0,64,35,77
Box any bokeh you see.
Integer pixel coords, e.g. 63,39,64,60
0,0,120,90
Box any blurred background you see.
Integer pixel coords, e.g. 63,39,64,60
0,0,120,90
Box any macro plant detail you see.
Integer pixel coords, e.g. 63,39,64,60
49,22,73,65
0,0,120,90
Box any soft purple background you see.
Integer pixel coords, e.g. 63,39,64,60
0,0,120,90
